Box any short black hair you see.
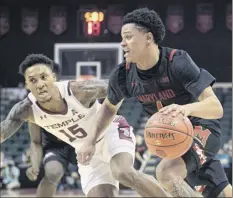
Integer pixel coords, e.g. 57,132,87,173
53,62,61,80
19,54,54,76
123,8,165,44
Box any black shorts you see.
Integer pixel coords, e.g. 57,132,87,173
182,126,229,198
43,142,77,171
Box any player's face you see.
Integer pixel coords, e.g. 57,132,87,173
121,23,149,63
24,64,56,103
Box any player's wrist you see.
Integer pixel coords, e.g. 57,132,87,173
182,104,192,116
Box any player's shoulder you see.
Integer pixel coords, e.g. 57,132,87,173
168,48,190,63
18,97,33,108
111,61,127,74
109,61,127,83
162,46,188,62
10,97,33,120
55,80,69,87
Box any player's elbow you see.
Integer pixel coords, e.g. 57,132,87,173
216,104,224,119
213,98,224,119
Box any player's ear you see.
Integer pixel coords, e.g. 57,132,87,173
146,32,153,44
52,73,57,81
25,81,29,90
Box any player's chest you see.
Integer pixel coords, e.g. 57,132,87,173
35,108,87,129
126,75,181,103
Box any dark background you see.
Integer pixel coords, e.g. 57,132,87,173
0,0,231,87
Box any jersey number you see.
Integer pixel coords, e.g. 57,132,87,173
59,124,87,142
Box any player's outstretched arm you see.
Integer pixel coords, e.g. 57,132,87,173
70,79,109,101
90,98,124,144
77,98,123,165
0,98,32,143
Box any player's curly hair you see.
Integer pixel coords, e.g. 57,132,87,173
18,54,54,76
123,8,165,44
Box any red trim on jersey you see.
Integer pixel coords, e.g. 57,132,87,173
169,49,177,62
156,101,163,110
198,185,206,193
126,63,130,70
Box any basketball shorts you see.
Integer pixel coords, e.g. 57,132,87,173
77,117,136,195
43,142,77,171
182,125,229,198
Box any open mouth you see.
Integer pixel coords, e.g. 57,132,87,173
38,91,48,95
124,50,130,57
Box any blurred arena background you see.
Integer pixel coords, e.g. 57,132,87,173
0,0,232,197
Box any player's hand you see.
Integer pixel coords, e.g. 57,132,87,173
26,166,39,181
159,104,190,119
76,142,96,165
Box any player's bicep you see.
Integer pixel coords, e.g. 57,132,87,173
70,80,108,99
28,123,41,144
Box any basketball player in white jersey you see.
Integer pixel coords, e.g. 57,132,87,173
0,54,170,197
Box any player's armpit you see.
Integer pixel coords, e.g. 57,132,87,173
70,80,109,100
0,98,32,143
105,97,124,112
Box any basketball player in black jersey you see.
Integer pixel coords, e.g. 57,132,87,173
26,63,78,197
78,8,232,198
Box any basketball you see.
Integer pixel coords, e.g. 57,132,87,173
144,112,194,159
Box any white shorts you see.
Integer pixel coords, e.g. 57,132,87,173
78,121,136,195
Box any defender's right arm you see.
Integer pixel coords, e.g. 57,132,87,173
88,64,127,144
0,98,32,143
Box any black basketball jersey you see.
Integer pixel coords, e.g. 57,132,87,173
108,46,221,136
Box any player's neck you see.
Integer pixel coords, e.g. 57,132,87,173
136,45,160,70
37,86,66,113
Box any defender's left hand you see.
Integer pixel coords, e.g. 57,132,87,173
159,104,190,119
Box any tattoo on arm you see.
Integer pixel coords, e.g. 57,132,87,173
0,98,31,143
70,79,109,100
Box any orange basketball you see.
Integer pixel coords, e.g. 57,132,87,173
144,112,194,159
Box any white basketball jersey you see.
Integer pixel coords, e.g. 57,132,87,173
28,81,106,150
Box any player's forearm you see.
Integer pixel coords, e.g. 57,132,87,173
90,102,118,144
30,142,43,170
184,96,223,119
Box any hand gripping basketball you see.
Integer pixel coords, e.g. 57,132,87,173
144,101,194,159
